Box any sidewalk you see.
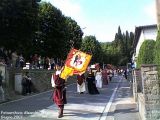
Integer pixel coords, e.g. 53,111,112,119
107,76,141,120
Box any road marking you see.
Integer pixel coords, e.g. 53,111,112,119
99,77,122,120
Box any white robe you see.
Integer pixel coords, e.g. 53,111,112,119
51,70,61,87
95,71,103,88
77,82,86,93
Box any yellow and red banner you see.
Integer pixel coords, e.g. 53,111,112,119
60,48,92,79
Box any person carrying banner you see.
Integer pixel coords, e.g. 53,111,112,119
51,65,67,118
77,73,86,94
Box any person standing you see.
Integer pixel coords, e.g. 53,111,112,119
95,68,103,88
22,73,27,95
23,72,32,95
77,73,86,94
51,65,67,118
19,54,25,68
11,51,18,67
0,70,5,101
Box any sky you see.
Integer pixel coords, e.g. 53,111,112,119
41,0,157,42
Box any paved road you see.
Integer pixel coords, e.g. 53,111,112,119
0,76,122,120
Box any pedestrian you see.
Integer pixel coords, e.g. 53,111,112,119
0,70,5,101
23,72,32,95
124,69,128,80
86,69,99,95
108,69,113,81
51,65,67,118
22,73,27,95
95,68,103,88
102,68,108,85
19,54,25,68
77,73,86,94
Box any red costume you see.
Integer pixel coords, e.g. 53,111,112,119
77,74,85,85
102,69,108,85
52,74,67,118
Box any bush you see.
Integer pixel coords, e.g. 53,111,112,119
154,30,160,78
137,39,155,68
154,30,160,65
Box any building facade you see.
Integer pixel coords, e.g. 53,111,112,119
132,25,158,68
156,0,160,26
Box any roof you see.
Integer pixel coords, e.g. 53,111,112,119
133,24,157,49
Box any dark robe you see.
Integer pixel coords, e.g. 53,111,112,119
86,73,99,94
52,74,67,106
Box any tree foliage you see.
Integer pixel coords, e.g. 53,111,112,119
0,1,83,60
37,2,83,59
137,40,155,68
0,1,133,66
100,26,134,66
154,30,160,66
80,36,103,64
0,0,37,55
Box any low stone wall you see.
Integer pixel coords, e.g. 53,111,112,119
133,64,160,120
140,64,160,120
2,68,76,101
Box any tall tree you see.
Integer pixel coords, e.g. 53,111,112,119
81,36,103,64
0,0,37,55
64,17,83,51
101,26,134,66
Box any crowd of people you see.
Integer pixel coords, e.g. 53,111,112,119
0,46,64,70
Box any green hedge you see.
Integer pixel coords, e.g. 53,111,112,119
137,40,155,68
154,30,160,65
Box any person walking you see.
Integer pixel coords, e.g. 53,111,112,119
77,73,86,94
0,70,5,101
95,68,103,88
86,69,99,95
102,68,108,85
51,65,67,118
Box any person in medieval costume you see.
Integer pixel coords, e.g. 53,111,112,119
51,65,67,118
95,68,103,88
102,68,108,85
86,69,99,94
77,73,86,94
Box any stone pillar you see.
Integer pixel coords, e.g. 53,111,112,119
141,64,160,120
132,69,141,102
0,63,6,101
14,73,23,94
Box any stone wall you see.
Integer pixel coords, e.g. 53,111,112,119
140,64,160,120
2,68,76,101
